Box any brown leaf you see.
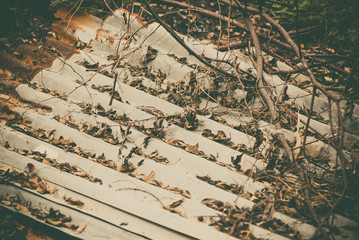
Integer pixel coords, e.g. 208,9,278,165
25,163,36,174
181,190,191,199
37,108,47,115
15,204,29,212
64,222,75,229
166,138,185,148
185,143,199,154
169,198,184,209
164,206,183,216
29,175,39,184
166,186,183,194
214,130,228,140
61,137,73,145
64,196,84,207
0,166,10,172
75,222,87,233
36,182,48,194
42,159,52,166
116,161,135,172
45,218,63,226
1,200,11,206
202,129,214,138
201,198,224,210
144,171,155,183
47,184,57,195
0,94,10,100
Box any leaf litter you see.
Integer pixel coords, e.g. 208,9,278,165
0,165,86,232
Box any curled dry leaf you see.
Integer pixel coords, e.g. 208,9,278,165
46,183,58,195
75,222,87,234
64,222,75,229
182,190,191,199
166,138,186,148
163,205,184,217
144,171,155,183
0,166,10,172
25,163,36,174
1,200,11,206
168,198,184,209
45,218,63,226
14,203,29,212
36,181,48,194
185,143,199,154
64,196,85,207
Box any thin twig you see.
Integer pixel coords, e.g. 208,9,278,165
234,1,329,238
142,0,250,82
109,72,118,106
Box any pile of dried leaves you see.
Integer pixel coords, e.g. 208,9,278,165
138,106,201,130
78,103,219,163
0,164,57,195
0,163,86,209
2,142,103,184
54,112,169,164
55,114,122,145
201,192,301,239
7,120,191,204
0,193,85,233
197,175,243,194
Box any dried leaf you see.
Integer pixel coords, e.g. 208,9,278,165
182,190,191,199
46,218,63,226
36,182,48,194
15,204,29,212
166,138,185,148
144,171,155,183
64,222,75,229
25,163,36,174
64,196,84,207
0,94,10,100
201,198,225,210
185,143,199,154
47,184,57,195
1,200,11,206
0,166,10,172
166,186,183,194
37,108,47,115
169,198,184,208
75,222,87,233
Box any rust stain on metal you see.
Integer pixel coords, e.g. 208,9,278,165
54,8,98,29
52,23,79,44
15,45,55,69
45,37,80,58
0,52,39,80
96,29,115,45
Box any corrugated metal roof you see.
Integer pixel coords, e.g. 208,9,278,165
0,7,358,240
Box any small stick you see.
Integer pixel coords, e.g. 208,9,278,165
109,72,118,106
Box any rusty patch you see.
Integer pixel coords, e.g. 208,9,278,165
96,29,115,45
45,37,79,59
54,8,99,30
15,45,55,69
0,52,39,80
52,23,79,44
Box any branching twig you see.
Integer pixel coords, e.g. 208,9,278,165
109,72,118,106
234,1,330,238
142,0,252,82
